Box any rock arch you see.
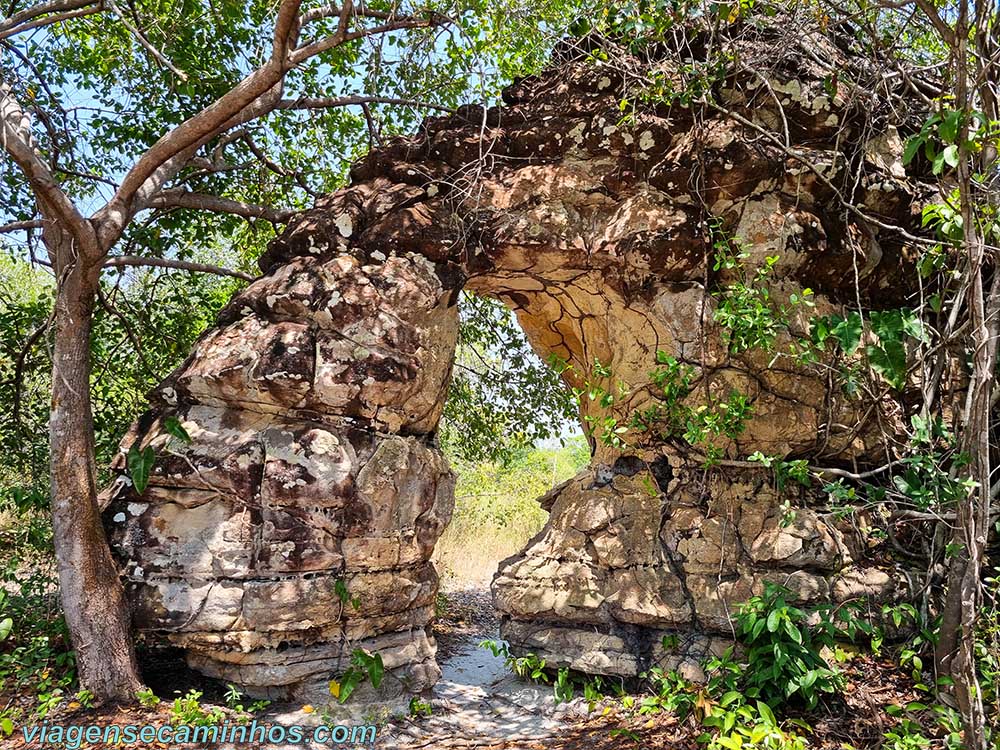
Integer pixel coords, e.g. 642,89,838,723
104,26,924,704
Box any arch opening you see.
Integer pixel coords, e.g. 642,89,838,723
103,37,923,707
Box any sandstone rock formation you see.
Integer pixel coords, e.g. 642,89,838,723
104,20,928,702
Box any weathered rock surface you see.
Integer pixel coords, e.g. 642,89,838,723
104,252,459,703
106,20,928,699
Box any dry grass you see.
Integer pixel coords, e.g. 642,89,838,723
433,438,588,590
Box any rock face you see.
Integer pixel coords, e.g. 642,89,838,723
104,253,459,703
105,21,927,699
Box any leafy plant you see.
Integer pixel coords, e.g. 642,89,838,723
734,583,843,709
223,684,270,719
136,688,160,707
0,568,76,708
704,698,808,750
329,649,384,704
170,689,225,726
334,579,361,611
711,226,813,354
639,667,698,717
408,696,433,718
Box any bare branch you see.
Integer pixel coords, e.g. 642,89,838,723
361,101,382,148
147,188,296,222
290,14,436,63
0,79,95,252
913,0,957,46
0,0,101,39
0,218,43,233
276,94,455,113
301,2,396,24
103,255,255,281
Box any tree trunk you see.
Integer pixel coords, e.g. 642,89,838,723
47,229,144,703
934,31,995,738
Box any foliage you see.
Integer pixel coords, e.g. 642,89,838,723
0,566,75,708
711,227,813,355
479,639,549,682
408,696,433,718
558,351,753,463
0,254,242,506
169,689,225,726
329,648,385,703
223,684,270,718
434,437,588,586
733,583,843,709
479,639,614,708
980,565,1000,738
704,698,808,750
442,293,579,463
638,666,698,718
636,657,810,750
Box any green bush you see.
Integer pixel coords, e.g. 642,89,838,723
733,583,844,709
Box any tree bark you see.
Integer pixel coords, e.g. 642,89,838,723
934,10,995,740
47,225,144,702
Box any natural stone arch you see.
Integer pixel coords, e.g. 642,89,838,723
103,26,925,705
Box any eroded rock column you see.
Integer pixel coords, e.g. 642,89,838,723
104,247,459,703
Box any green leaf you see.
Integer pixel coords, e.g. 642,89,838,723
368,653,384,690
942,144,959,168
127,444,156,494
931,150,946,175
756,700,776,726
766,609,780,632
939,110,962,143
783,618,802,644
334,579,350,604
902,135,923,165
0,617,11,641
163,416,191,443
720,691,743,707
866,341,907,391
0,718,12,736
830,313,863,355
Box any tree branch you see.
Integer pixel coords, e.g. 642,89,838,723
0,0,101,39
104,0,187,80
147,188,296,222
276,93,455,113
0,79,95,253
0,218,43,233
92,0,304,243
290,14,436,63
103,255,255,281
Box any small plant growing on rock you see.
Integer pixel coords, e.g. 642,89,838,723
329,648,384,703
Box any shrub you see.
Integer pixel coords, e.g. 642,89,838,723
734,583,843,709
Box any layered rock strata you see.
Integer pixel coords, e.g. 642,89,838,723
105,21,928,698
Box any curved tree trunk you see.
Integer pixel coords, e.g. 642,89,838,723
48,232,144,702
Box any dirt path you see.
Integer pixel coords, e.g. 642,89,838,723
380,587,580,749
